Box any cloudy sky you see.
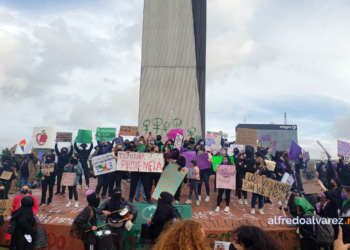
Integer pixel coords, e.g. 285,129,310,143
0,0,350,158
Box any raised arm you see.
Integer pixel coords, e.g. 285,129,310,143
55,143,60,157
74,142,81,153
87,142,94,154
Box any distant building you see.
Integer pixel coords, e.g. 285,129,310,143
235,124,298,152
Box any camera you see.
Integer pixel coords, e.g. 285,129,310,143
279,205,288,212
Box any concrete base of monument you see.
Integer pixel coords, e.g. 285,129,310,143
0,177,300,250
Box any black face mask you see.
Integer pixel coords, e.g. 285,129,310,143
103,145,108,148
299,157,303,161
279,160,284,163
317,197,321,202
21,190,29,195
156,136,161,141
70,159,78,165
189,139,194,144
329,183,335,188
116,149,122,152
234,150,239,155
62,150,68,154
81,144,87,149
255,162,260,167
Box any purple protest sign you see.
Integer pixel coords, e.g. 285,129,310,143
168,129,184,140
337,140,350,158
259,135,271,142
182,151,197,169
289,140,302,160
196,153,211,170
272,141,278,151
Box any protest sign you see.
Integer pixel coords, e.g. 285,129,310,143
119,126,139,136
10,144,17,153
92,153,117,175
216,165,236,189
75,130,92,144
96,127,116,141
182,151,197,169
300,166,319,194
236,128,258,146
337,140,350,158
41,163,55,175
272,141,278,151
265,160,276,171
116,152,163,173
214,241,231,250
230,144,245,154
61,173,77,187
303,152,310,161
205,131,222,152
174,134,183,149
56,132,72,142
152,162,188,200
115,136,124,144
15,138,34,154
168,129,184,140
281,173,295,186
187,168,195,178
212,156,234,172
242,172,290,200
316,140,331,158
32,127,55,148
196,153,211,170
222,132,229,139
259,135,271,142
0,171,12,180
0,200,12,216
321,151,326,161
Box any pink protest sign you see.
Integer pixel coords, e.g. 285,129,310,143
216,165,236,189
168,129,184,140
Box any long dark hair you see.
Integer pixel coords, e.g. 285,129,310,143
233,226,280,250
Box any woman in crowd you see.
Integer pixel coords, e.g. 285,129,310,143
215,156,234,212
295,154,307,195
249,157,267,215
236,154,248,205
153,220,210,250
13,148,39,188
232,225,280,250
170,148,186,203
9,196,37,250
109,144,125,196
74,142,93,190
325,156,338,189
0,159,17,197
336,156,350,186
148,145,161,193
39,154,58,206
197,145,212,203
340,186,350,217
11,184,38,214
186,160,200,206
55,140,73,195
317,161,326,185
64,154,82,208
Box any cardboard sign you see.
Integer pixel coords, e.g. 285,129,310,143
75,130,92,144
152,162,188,200
61,172,77,187
216,165,236,189
174,134,183,149
338,140,350,158
92,153,118,176
56,132,72,142
300,168,319,194
187,168,195,178
265,160,276,171
15,138,34,154
303,152,310,161
168,129,184,140
214,241,231,250
205,131,221,152
32,127,55,148
316,140,331,158
0,171,12,180
96,127,116,141
41,163,54,175
242,172,290,200
236,128,258,146
119,126,139,136
116,152,163,173
259,135,271,142
0,200,12,216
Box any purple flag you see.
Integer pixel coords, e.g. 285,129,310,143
289,140,302,161
182,151,197,169
196,153,211,170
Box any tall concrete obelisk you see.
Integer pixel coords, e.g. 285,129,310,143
138,0,206,140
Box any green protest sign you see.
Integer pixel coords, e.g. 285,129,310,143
96,127,116,141
75,130,92,144
212,156,234,172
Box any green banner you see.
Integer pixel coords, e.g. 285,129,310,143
212,156,234,172
96,127,116,141
75,129,92,144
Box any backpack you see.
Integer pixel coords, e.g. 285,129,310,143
165,204,182,220
302,214,334,248
70,207,93,239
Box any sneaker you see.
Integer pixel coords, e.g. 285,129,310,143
265,199,272,204
198,196,201,201
78,185,82,190
66,201,72,207
185,199,192,205
205,196,210,202
174,200,179,204
244,199,248,205
258,209,264,215
251,208,255,215
60,192,65,195
46,202,51,206
55,192,60,195
128,199,134,203
196,200,200,206
215,206,220,212
147,200,153,204
277,200,282,206
39,203,46,207
224,206,230,212
238,199,243,205
75,202,79,208
85,185,89,190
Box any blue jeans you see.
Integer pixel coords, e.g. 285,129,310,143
198,168,210,196
135,178,146,201
251,193,264,209
20,176,32,188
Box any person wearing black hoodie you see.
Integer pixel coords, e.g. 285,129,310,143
295,154,307,195
155,135,164,154
55,140,73,195
336,156,350,186
325,156,338,189
316,161,326,185
74,142,93,190
0,185,7,227
236,154,248,205
39,154,58,206
188,137,196,150
0,159,17,197
170,148,186,203
98,187,138,250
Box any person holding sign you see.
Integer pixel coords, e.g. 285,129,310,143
215,156,235,212
13,148,39,188
38,154,58,206
170,148,187,203
64,154,82,208
185,160,200,206
248,157,267,215
74,142,94,190
55,139,73,195
109,144,125,196
236,154,248,205
0,159,17,198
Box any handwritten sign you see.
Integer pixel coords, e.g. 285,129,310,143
187,168,195,178
338,140,350,158
119,126,139,136
174,134,183,149
265,160,276,171
96,128,116,141
41,163,54,175
116,152,163,173
303,152,310,161
316,140,331,158
92,153,117,176
259,135,271,142
152,162,188,200
0,171,12,180
56,132,72,142
205,131,221,152
300,167,319,194
168,129,184,140
61,173,77,187
242,172,290,200
0,200,12,216
236,128,258,146
216,165,236,189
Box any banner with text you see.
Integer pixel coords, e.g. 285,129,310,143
174,134,183,149
119,126,139,136
300,167,319,194
41,163,55,175
116,152,163,173
92,153,117,176
96,127,116,141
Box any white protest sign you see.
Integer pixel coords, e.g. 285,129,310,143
174,134,183,149
281,173,294,186
214,241,231,250
230,144,246,154
205,131,221,152
92,153,117,176
187,168,195,178
116,152,163,173
15,138,34,154
32,127,55,148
